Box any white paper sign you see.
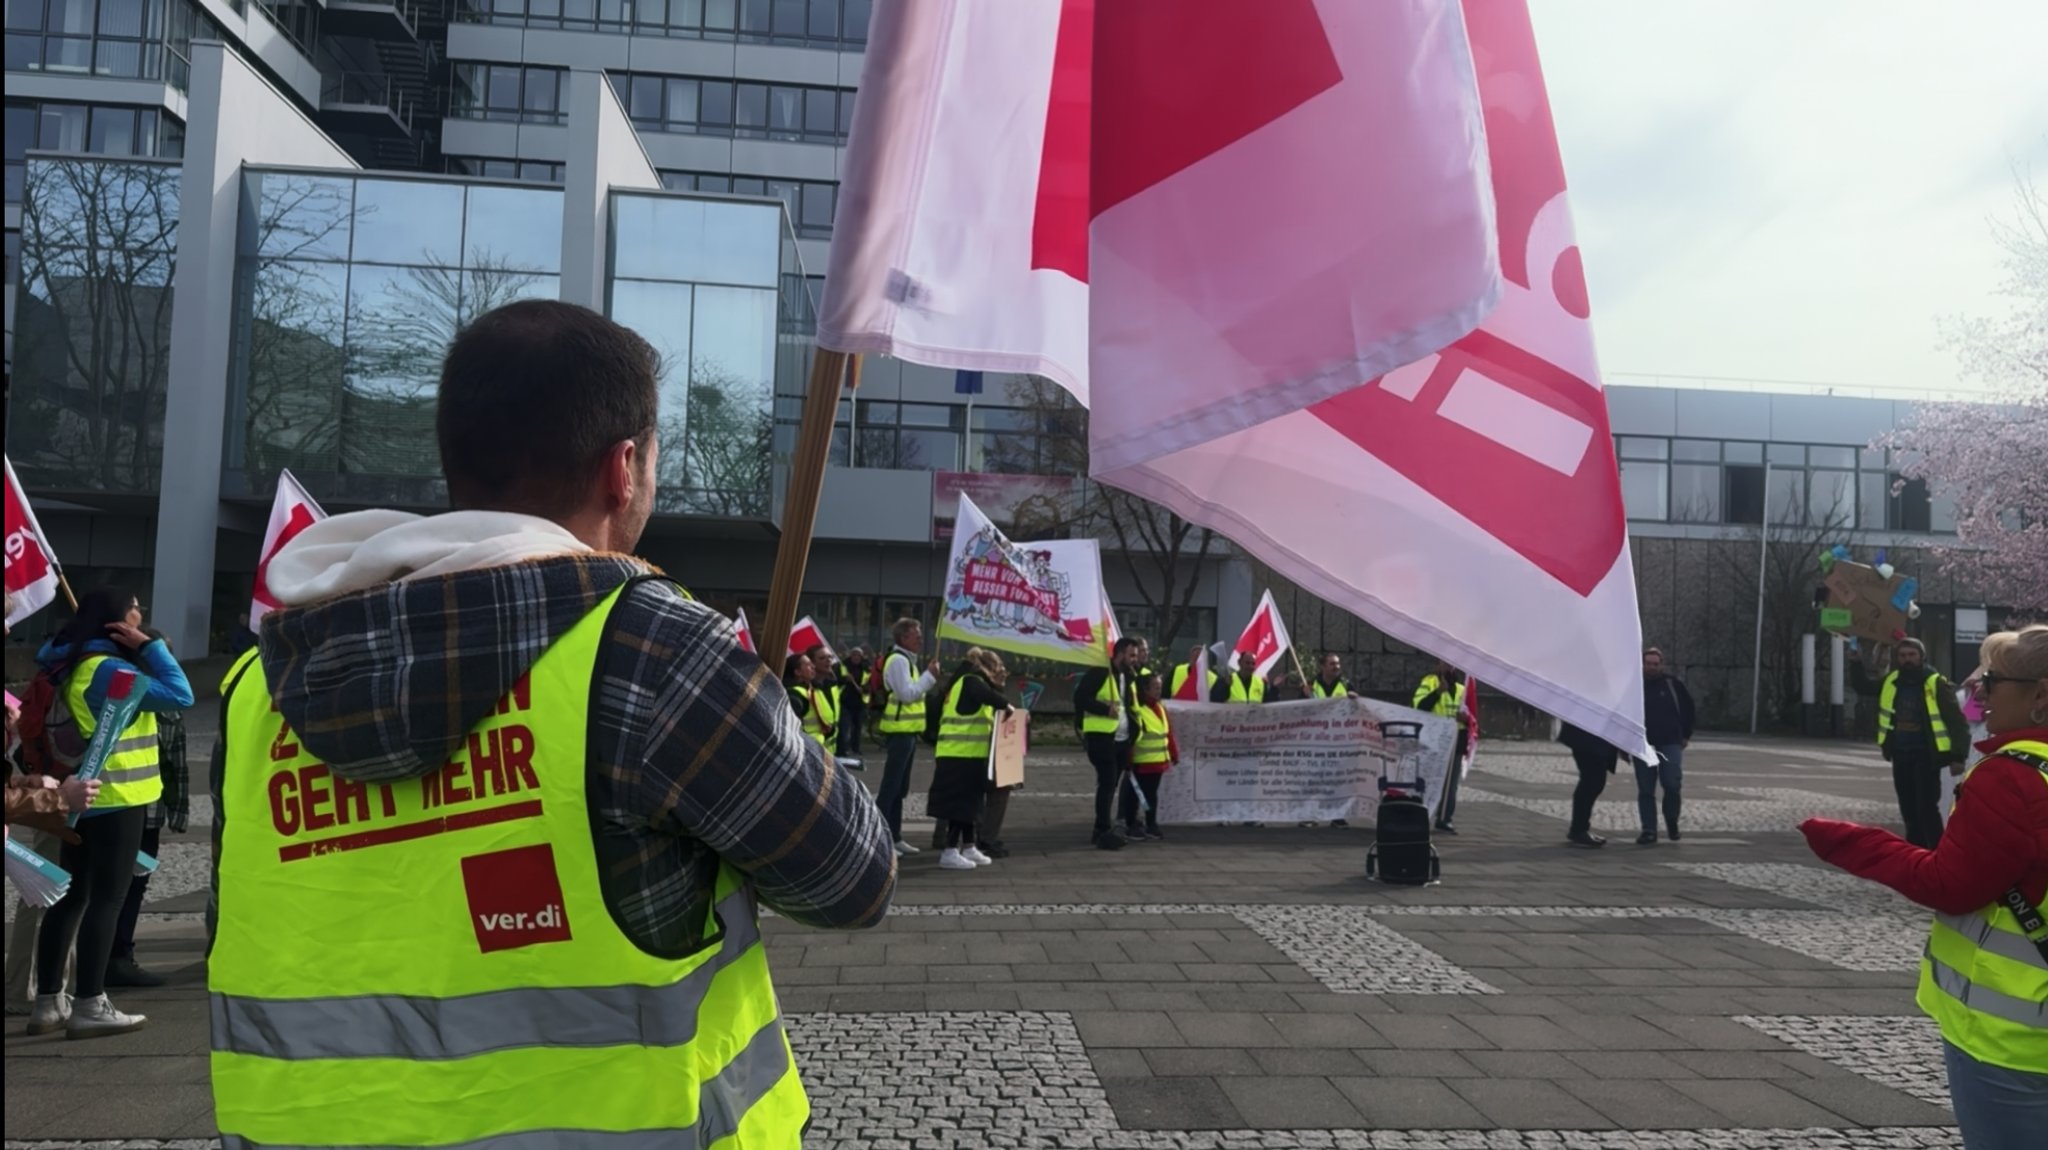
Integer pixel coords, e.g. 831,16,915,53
1156,696,1458,825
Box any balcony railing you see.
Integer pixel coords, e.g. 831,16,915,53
322,72,417,135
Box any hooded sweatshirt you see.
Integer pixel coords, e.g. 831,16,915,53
213,510,895,953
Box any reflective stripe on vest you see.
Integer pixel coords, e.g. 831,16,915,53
210,584,808,1147
803,684,839,747
1132,705,1170,766
1414,675,1462,718
1080,672,1124,736
877,651,924,734
66,654,163,809
934,677,995,759
1311,680,1349,698
1227,675,1265,704
1913,738,2048,1074
1878,671,1953,754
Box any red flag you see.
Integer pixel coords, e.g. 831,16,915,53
3,456,62,628
733,608,756,655
1172,646,1209,702
787,616,833,659
1231,590,1294,681
250,470,327,630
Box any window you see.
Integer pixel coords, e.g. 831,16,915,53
1671,438,1719,461
1894,476,1932,532
7,100,175,172
462,0,868,44
1618,460,1666,520
452,64,568,125
1669,464,1720,523
1725,464,1765,525
10,0,221,86
1617,437,1668,460
657,170,840,237
609,73,850,142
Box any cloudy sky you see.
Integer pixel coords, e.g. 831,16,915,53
1529,0,2048,398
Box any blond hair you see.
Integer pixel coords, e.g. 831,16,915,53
967,647,1006,680
1980,624,2048,681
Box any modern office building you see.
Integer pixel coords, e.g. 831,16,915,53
4,13,2009,732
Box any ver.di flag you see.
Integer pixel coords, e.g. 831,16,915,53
787,616,833,658
1232,590,1294,681
939,493,1108,666
733,608,756,655
820,0,1646,752
3,455,64,627
251,470,327,631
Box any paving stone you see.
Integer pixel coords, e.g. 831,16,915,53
1074,1011,1187,1048
1447,1079,1613,1129
1459,1051,1588,1079
1264,1012,1389,1049
1329,1078,1490,1129
1143,1049,1264,1078
1214,1077,1364,1129
1668,1079,1850,1127
1557,1080,1730,1129
1734,1015,1951,1107
1364,1014,1496,1050
1352,1050,1487,1079
1460,1015,1600,1051
1097,1077,1246,1132
1173,1012,1291,1049
1560,1051,1699,1080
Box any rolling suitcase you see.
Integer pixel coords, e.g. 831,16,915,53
1366,721,1440,885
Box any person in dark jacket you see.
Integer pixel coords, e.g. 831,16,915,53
782,652,815,726
929,649,1013,869
1074,638,1143,850
837,647,870,758
1558,720,1618,847
1851,638,1971,849
1634,647,1696,845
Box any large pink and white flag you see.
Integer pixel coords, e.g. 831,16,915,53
3,456,63,627
822,0,1647,752
250,470,326,631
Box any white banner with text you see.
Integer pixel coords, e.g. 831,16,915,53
1156,697,1458,825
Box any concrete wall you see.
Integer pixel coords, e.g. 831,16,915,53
560,70,661,308
151,41,360,657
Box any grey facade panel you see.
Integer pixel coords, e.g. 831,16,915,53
505,27,633,71
1766,392,1902,446
1605,385,1677,436
440,117,525,160
445,22,531,65
729,139,841,179
625,35,744,77
636,132,739,172
1671,389,1773,440
0,74,184,117
733,43,846,86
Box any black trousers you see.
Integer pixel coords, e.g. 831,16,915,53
1890,743,1945,850
1438,732,1468,825
1085,734,1129,834
37,804,147,998
1119,771,1163,830
111,822,162,961
1568,745,1616,836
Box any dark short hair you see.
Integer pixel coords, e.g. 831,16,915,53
1112,637,1142,659
438,299,661,517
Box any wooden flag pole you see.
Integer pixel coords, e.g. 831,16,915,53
761,348,859,664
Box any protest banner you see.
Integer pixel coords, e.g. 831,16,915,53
1156,695,1458,825
938,492,1108,666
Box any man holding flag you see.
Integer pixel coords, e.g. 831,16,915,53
1415,659,1472,834
1170,646,1215,702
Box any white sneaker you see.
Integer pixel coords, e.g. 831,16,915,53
962,846,994,866
24,993,72,1036
938,848,977,870
894,840,921,856
65,993,146,1039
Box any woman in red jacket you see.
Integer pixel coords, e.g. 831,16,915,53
1801,624,2047,1149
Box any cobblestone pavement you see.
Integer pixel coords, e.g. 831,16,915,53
6,735,1965,1145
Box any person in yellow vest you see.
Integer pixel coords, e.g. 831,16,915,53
930,648,1014,870
1076,637,1145,849
1211,652,1269,703
1121,673,1178,841
783,650,819,731
1803,624,2048,1146
1310,652,1350,698
26,586,192,1039
1414,660,1468,835
1851,638,1972,849
209,300,894,1148
1169,646,1218,700
877,618,943,856
801,644,842,754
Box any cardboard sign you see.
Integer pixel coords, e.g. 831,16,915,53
1820,560,1911,645
988,709,1028,789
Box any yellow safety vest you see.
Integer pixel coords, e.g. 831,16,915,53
1227,674,1266,704
1916,738,2048,1073
934,676,996,760
1414,674,1464,718
1169,664,1216,698
803,682,839,748
1878,671,1954,754
1132,705,1171,767
1080,671,1127,736
210,585,808,1147
1311,679,1349,699
65,654,163,810
877,650,925,735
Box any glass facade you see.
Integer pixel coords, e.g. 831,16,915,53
6,98,185,204
10,156,180,494
661,170,836,238
449,62,568,125
224,169,563,504
607,189,799,518
4,0,209,89
1615,435,1953,533
447,155,565,185
455,0,872,50
608,72,852,144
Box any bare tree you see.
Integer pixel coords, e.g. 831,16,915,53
1000,376,1219,648
661,361,774,517
1719,476,1855,728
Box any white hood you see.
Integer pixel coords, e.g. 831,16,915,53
266,509,591,607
